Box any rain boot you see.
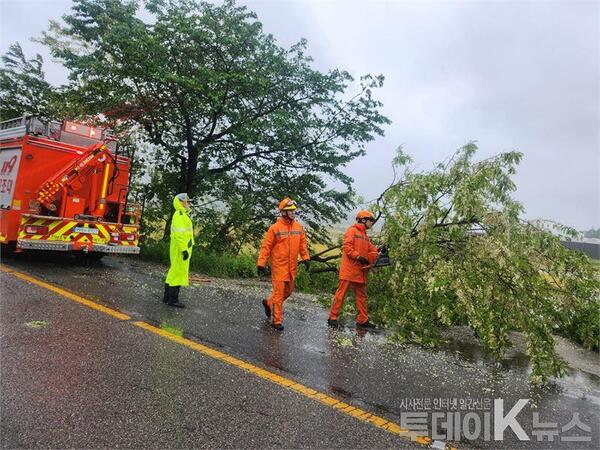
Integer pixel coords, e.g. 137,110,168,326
262,299,271,318
168,286,185,308
163,284,170,303
356,320,376,329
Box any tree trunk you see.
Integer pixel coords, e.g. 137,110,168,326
185,141,199,196
162,213,173,241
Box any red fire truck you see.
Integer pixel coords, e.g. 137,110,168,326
0,115,140,256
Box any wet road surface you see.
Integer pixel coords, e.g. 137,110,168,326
1,253,598,448
0,266,416,448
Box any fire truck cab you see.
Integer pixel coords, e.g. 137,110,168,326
0,115,141,255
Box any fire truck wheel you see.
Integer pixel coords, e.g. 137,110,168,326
0,242,17,256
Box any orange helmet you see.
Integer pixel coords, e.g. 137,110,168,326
356,210,375,221
278,198,298,211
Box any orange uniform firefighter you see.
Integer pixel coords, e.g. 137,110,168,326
328,210,379,329
257,198,310,331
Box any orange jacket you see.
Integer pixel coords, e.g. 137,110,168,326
339,223,378,284
257,217,310,281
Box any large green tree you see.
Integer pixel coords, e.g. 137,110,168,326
40,0,390,251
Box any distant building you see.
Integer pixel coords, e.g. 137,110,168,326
561,238,600,260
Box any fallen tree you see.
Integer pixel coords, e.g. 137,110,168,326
368,143,599,382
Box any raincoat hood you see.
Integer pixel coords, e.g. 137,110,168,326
173,196,187,212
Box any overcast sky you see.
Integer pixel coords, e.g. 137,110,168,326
1,0,598,230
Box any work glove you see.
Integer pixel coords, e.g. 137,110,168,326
182,250,189,261
257,266,267,277
301,259,311,270
357,256,369,266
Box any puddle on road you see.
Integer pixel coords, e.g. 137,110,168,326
439,335,531,371
318,323,600,408
437,328,600,406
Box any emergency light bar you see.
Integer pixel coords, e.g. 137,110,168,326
63,121,103,140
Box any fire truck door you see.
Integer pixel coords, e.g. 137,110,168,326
0,148,22,210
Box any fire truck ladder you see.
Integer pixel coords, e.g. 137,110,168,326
35,142,114,214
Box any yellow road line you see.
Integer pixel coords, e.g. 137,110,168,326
0,265,130,321
133,320,438,447
0,264,449,449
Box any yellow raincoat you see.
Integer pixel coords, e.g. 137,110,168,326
165,196,195,286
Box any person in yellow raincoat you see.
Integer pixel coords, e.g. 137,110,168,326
163,193,195,308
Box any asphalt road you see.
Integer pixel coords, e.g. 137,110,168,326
1,252,598,449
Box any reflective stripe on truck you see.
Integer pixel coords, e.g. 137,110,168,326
17,215,139,252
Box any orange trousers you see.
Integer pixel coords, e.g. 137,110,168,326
329,280,368,324
267,280,294,325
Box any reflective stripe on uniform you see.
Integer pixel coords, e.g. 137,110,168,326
276,231,304,237
171,227,193,233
